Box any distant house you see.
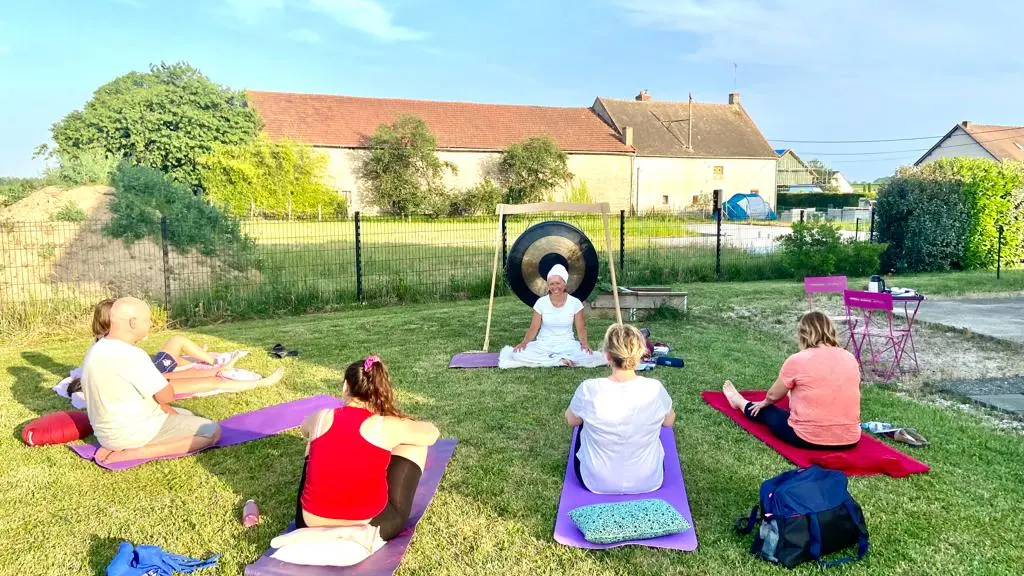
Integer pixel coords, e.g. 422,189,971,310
592,91,778,211
775,149,815,190
246,91,635,213
916,121,1024,165
830,171,854,194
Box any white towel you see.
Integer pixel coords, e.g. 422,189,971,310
270,525,385,567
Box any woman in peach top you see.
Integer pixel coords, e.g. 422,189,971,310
722,311,861,450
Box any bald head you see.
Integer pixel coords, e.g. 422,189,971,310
107,296,153,344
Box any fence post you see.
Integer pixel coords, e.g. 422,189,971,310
997,225,1004,279
869,207,875,242
159,216,172,314
855,218,860,241
501,216,508,275
714,190,722,281
799,209,805,223
619,209,626,278
354,211,364,301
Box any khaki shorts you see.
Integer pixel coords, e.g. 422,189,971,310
150,408,219,444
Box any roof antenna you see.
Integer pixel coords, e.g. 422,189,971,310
733,63,738,91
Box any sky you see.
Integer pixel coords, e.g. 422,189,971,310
2,0,1023,181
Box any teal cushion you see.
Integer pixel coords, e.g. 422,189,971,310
568,498,690,544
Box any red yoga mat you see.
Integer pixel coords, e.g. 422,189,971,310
702,391,930,478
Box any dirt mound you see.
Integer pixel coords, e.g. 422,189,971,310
0,185,114,221
1,185,256,306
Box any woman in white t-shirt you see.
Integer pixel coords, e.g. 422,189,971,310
498,264,607,369
565,323,675,494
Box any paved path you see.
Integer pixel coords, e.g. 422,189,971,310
918,297,1024,415
916,297,1024,345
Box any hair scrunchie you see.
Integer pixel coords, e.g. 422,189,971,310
363,355,380,372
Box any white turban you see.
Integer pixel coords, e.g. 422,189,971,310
546,264,569,283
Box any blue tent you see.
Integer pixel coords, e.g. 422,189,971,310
724,193,777,220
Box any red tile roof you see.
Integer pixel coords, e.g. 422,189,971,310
245,91,634,154
963,123,1024,162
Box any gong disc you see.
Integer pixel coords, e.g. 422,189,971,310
505,220,599,307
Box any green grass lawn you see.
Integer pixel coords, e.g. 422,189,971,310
2,279,1023,575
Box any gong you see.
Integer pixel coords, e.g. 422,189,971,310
505,220,599,306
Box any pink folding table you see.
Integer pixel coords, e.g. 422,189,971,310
843,290,924,383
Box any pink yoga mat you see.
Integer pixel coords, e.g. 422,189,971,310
448,352,499,369
244,439,458,576
69,395,343,471
702,391,930,478
553,426,698,551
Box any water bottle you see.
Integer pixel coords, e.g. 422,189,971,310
242,499,260,527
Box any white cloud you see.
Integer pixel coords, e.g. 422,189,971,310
222,0,285,24
612,0,1022,76
219,0,422,42
307,0,424,42
288,28,322,44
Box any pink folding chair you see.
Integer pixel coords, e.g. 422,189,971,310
804,276,856,347
843,290,912,383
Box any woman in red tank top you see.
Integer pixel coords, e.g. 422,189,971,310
295,356,440,540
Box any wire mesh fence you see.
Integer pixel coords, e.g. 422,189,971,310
0,209,857,335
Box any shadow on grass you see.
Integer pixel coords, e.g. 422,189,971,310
88,535,124,576
21,350,75,379
8,365,59,418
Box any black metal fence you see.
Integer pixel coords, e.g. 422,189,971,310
0,209,873,332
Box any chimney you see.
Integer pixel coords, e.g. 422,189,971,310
635,89,652,102
622,126,634,147
728,92,741,105
961,120,971,129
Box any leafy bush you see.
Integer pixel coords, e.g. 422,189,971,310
105,164,254,266
53,201,87,222
496,135,572,204
447,179,504,216
0,177,45,207
876,158,1022,272
43,62,260,191
44,148,118,186
777,192,863,210
199,136,342,218
779,220,885,278
358,116,455,216
565,179,593,204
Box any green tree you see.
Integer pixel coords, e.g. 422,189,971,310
357,116,455,216
806,159,839,193
496,135,572,204
41,62,260,191
199,136,345,218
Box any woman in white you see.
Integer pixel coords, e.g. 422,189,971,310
498,264,607,369
565,323,675,494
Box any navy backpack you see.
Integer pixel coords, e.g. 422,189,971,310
735,466,869,569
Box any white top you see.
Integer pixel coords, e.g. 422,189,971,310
569,376,673,494
81,338,169,450
533,295,583,344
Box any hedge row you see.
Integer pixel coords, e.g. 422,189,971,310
777,192,864,210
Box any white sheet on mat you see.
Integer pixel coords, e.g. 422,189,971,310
270,525,386,567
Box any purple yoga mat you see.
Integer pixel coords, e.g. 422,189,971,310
553,426,698,551
69,395,343,471
244,439,458,576
448,352,499,369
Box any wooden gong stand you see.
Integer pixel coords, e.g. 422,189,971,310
481,202,623,352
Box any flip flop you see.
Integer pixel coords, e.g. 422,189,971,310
893,428,929,447
269,344,286,358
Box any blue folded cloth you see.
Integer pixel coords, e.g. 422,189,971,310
107,541,220,576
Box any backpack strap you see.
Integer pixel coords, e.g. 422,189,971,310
808,513,823,559
734,505,760,535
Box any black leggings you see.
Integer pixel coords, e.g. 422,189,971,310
572,425,590,491
294,454,423,540
743,403,858,451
